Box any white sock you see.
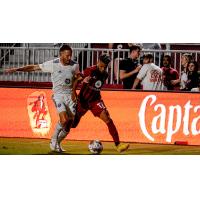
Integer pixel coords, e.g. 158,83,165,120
51,122,62,141
58,130,69,144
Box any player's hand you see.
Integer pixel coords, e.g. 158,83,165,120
74,74,83,81
133,65,142,73
186,80,191,84
71,91,77,102
76,76,83,81
170,80,176,85
171,79,180,85
135,65,142,73
82,76,91,83
4,68,18,73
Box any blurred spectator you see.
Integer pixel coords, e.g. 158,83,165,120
109,43,134,83
132,54,164,90
185,61,199,91
180,53,193,90
119,45,142,89
137,43,162,65
139,43,161,50
161,55,179,90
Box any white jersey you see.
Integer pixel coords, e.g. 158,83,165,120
180,71,188,90
137,63,164,90
39,58,80,95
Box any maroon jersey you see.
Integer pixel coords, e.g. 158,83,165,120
161,67,179,90
79,66,108,105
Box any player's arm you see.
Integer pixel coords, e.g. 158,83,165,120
4,65,41,73
171,71,180,85
71,63,84,102
171,79,180,85
71,73,85,102
132,78,141,89
132,64,147,89
79,66,93,84
73,73,83,90
120,65,141,80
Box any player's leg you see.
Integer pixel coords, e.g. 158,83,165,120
57,109,74,150
51,109,74,152
71,99,88,128
50,95,73,152
99,110,129,153
56,94,77,151
99,109,120,146
91,100,129,153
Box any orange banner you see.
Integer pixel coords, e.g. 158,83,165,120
0,88,199,145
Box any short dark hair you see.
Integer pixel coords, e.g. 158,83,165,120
163,55,172,65
188,61,199,72
59,44,72,54
143,53,154,61
129,45,141,53
99,54,111,65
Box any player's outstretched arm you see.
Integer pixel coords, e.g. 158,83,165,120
4,65,41,73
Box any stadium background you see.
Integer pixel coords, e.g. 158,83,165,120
0,43,200,149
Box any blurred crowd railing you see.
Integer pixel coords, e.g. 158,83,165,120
0,47,200,85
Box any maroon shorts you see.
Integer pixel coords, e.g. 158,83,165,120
77,99,107,117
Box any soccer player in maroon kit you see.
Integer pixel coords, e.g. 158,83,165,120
72,54,129,153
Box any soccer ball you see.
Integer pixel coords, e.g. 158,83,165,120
88,140,103,155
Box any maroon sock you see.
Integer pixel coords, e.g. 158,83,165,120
106,119,120,146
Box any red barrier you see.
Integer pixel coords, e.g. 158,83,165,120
0,88,199,145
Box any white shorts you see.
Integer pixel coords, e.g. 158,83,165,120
52,94,76,116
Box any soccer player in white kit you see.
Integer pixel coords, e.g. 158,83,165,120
5,44,81,152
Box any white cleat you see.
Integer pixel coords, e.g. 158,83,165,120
50,139,65,153
59,145,66,152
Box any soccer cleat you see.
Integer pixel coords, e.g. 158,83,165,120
50,139,65,153
116,143,130,153
58,144,66,152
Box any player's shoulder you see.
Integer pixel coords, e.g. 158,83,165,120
69,60,78,66
170,68,178,73
151,63,161,70
122,57,130,63
52,58,60,64
119,58,130,69
142,63,150,68
87,65,97,71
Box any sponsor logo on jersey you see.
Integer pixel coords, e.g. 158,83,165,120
57,103,62,108
95,80,102,88
65,78,70,84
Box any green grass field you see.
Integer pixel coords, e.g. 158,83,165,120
1,137,200,155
